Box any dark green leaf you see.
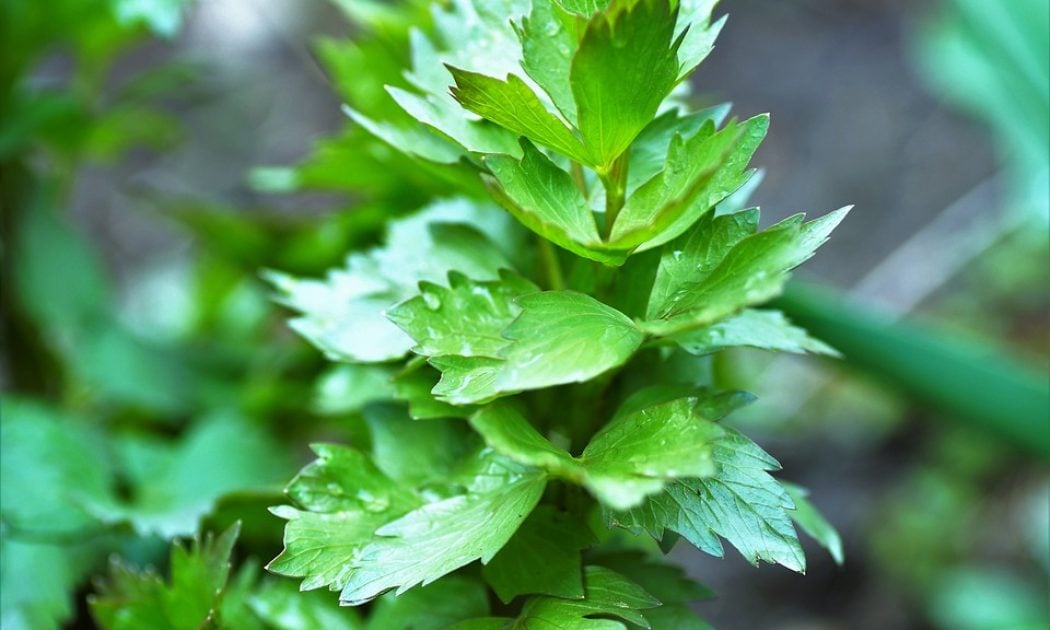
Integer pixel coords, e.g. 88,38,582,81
483,506,593,603
610,427,807,572
90,523,241,630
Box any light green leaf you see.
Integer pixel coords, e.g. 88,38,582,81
485,143,626,265
609,115,768,249
0,398,114,534
449,69,590,164
430,355,508,406
646,208,758,318
570,0,683,170
516,0,579,124
90,523,241,630
313,364,397,416
783,482,844,565
246,578,362,630
627,105,730,197
495,291,644,393
387,86,521,157
339,451,546,605
345,106,465,165
387,270,538,359
266,444,421,592
470,393,720,510
609,426,807,572
269,201,512,363
581,394,720,509
482,506,593,603
675,0,725,79
642,207,850,336
670,309,838,356
0,535,97,630
433,292,643,404
554,0,611,16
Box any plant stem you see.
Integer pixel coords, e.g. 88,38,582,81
538,238,565,291
570,162,588,197
600,153,629,239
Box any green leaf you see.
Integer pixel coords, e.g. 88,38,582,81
570,0,683,170
0,398,114,534
593,551,714,629
483,506,593,603
485,143,626,265
0,535,97,630
627,105,730,197
593,551,713,603
670,309,838,356
646,208,758,318
391,363,472,420
469,403,583,480
430,355,509,406
386,86,522,157
434,292,643,404
675,0,725,80
365,575,489,630
456,566,660,629
469,393,720,510
313,364,397,416
387,270,538,359
554,0,611,17
609,426,807,572
86,413,294,538
783,482,844,565
345,106,465,165
268,201,513,363
449,69,591,164
516,0,579,124
363,405,477,485
266,443,422,592
247,579,362,630
608,115,768,250
496,291,644,393
338,451,546,605
642,207,850,336
90,523,241,630
580,393,720,509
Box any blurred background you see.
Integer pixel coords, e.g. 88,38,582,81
2,0,1047,628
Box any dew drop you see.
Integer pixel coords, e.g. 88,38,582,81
422,291,442,310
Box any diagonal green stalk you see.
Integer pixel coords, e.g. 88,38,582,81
600,153,629,239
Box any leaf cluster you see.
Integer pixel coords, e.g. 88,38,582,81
264,0,849,627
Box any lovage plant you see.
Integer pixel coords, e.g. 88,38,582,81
268,0,847,625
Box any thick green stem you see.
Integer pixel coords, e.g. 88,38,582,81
600,154,629,239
